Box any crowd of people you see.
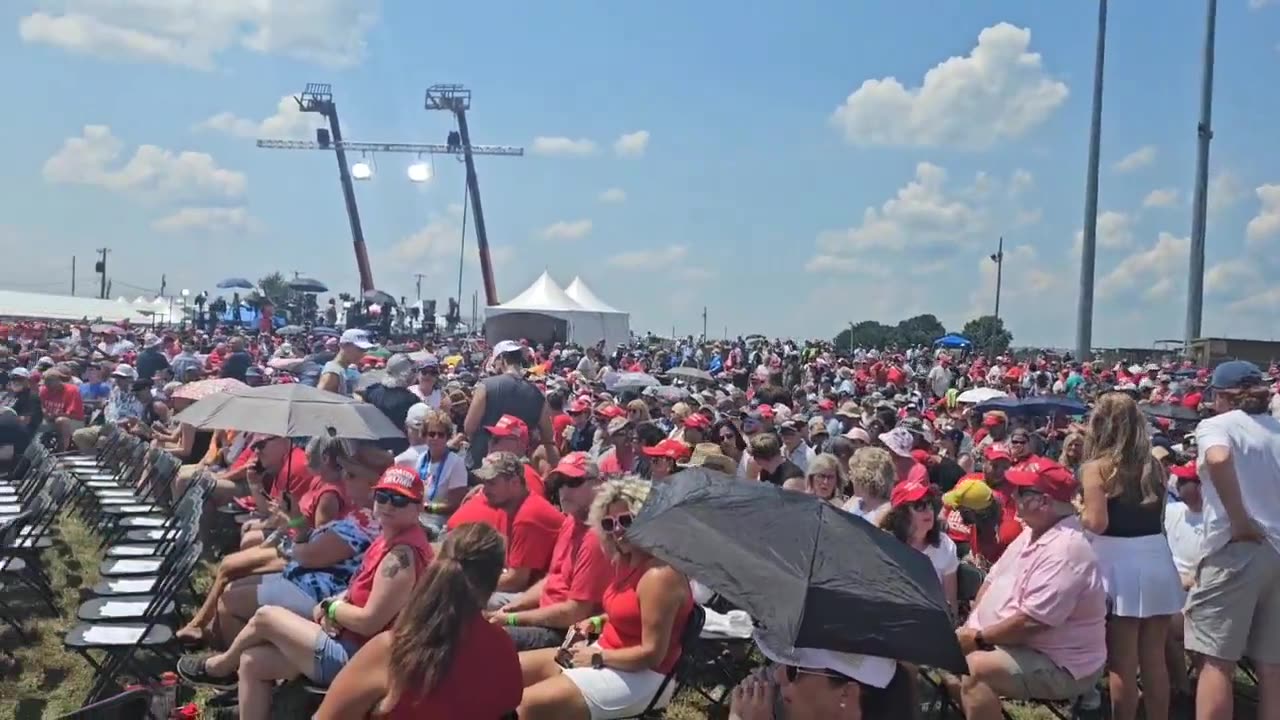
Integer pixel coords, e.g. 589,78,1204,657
2,317,1278,720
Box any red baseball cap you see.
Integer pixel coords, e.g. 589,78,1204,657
910,449,931,464
567,398,590,413
684,414,711,430
1170,462,1199,483
982,411,1007,427
485,414,529,443
817,399,835,411
598,405,627,420
1004,461,1078,503
373,465,425,503
548,451,593,479
642,438,692,461
983,445,1012,463
891,479,934,507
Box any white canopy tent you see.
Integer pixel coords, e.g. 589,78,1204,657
0,290,161,323
485,272,630,350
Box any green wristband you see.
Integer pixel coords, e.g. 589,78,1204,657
590,615,604,633
506,613,518,627
288,517,307,529
327,600,343,622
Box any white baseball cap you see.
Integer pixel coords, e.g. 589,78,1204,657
754,630,897,689
340,329,374,349
491,340,523,358
405,403,432,428
111,364,138,380
9,368,30,380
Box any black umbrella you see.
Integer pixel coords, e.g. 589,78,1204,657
363,289,396,306
625,468,967,672
1141,403,1200,422
216,277,254,290
288,277,328,293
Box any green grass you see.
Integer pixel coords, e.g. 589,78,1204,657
0,510,1258,719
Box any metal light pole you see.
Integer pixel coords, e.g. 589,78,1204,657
1075,0,1108,361
990,237,1005,321
1184,0,1218,350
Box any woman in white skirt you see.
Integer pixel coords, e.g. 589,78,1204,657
1080,393,1182,720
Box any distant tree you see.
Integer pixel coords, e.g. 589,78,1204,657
834,320,892,350
895,314,948,348
962,315,1013,356
833,315,949,350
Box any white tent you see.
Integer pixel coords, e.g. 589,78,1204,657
485,272,630,350
0,290,159,323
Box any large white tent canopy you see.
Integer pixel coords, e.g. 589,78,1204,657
0,290,170,323
485,272,630,350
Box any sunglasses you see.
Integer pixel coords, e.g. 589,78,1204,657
909,499,934,512
783,665,849,683
373,489,415,508
423,430,447,439
600,513,634,534
1010,439,1028,446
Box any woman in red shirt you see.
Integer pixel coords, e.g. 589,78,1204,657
177,465,434,720
315,523,523,719
517,476,694,719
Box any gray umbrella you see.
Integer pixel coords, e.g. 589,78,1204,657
288,277,328,293
665,366,715,384
172,383,403,440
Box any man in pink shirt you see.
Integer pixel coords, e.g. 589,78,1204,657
955,461,1107,719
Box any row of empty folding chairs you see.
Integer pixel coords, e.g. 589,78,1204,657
57,430,214,704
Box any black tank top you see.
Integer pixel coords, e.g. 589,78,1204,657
468,373,545,467
1103,496,1162,537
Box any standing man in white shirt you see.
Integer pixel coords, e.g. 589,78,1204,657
1163,461,1205,697
1187,361,1280,720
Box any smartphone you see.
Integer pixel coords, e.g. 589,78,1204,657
281,491,294,514
554,627,583,668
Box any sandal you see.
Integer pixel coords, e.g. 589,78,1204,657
176,654,238,689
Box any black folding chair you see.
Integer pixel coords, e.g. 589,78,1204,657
621,604,708,719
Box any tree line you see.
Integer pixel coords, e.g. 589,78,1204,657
832,314,1013,356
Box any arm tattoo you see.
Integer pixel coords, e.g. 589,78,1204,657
380,547,413,579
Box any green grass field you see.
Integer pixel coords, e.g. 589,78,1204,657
0,510,1256,719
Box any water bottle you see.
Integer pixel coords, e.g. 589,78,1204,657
149,672,178,719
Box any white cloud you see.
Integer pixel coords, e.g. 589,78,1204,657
814,162,982,260
151,206,252,233
967,243,1062,319
598,188,626,204
1249,0,1274,9
803,255,891,275
1071,211,1134,254
607,245,687,271
1113,145,1156,173
1142,188,1179,208
18,1,377,69
1009,169,1034,195
532,137,596,156
829,23,1067,149
614,131,650,157
386,211,513,279
194,95,325,140
1014,208,1043,227
1098,232,1189,299
540,219,593,241
1208,172,1244,213
44,125,246,199
1245,184,1280,245
1206,259,1262,296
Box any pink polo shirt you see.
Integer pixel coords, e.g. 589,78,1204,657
965,516,1107,679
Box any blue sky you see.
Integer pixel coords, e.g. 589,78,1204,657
4,1,1280,348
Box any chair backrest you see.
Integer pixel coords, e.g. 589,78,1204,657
633,603,707,718
143,541,203,617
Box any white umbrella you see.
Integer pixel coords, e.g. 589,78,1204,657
956,387,1008,404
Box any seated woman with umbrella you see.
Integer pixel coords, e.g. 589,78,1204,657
516,476,695,719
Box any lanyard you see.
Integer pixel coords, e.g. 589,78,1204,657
418,450,449,503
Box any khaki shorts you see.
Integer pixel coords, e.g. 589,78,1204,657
1185,540,1280,664
984,645,1101,701
71,425,104,452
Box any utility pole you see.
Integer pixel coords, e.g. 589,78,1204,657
95,247,110,299
1075,0,1107,361
71,256,75,295
990,237,1005,321
414,273,425,301
1185,0,1218,351
160,274,167,298
849,322,855,353
701,307,708,341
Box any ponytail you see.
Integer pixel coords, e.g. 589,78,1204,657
384,523,505,707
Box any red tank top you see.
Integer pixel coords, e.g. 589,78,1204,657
299,483,348,528
341,526,434,645
597,561,693,675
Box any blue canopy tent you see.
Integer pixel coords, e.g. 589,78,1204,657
934,334,973,349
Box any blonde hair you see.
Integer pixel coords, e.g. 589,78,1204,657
421,408,455,436
805,453,846,501
626,399,651,421
1057,431,1085,468
588,475,652,559
848,446,895,500
1085,393,1164,506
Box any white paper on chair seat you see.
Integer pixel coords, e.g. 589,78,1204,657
109,559,160,573
120,505,154,512
110,546,154,557
0,505,19,514
99,600,149,617
107,579,154,593
83,625,143,644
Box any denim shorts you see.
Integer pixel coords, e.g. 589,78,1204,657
310,632,360,685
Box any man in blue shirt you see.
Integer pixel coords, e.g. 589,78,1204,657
78,364,112,419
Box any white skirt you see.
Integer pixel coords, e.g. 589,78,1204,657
1091,533,1184,618
562,645,676,720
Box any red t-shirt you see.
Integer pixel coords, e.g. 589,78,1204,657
341,525,435,645
384,613,522,720
446,492,563,574
40,384,84,421
523,464,546,500
598,561,693,675
270,447,317,504
540,516,612,608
